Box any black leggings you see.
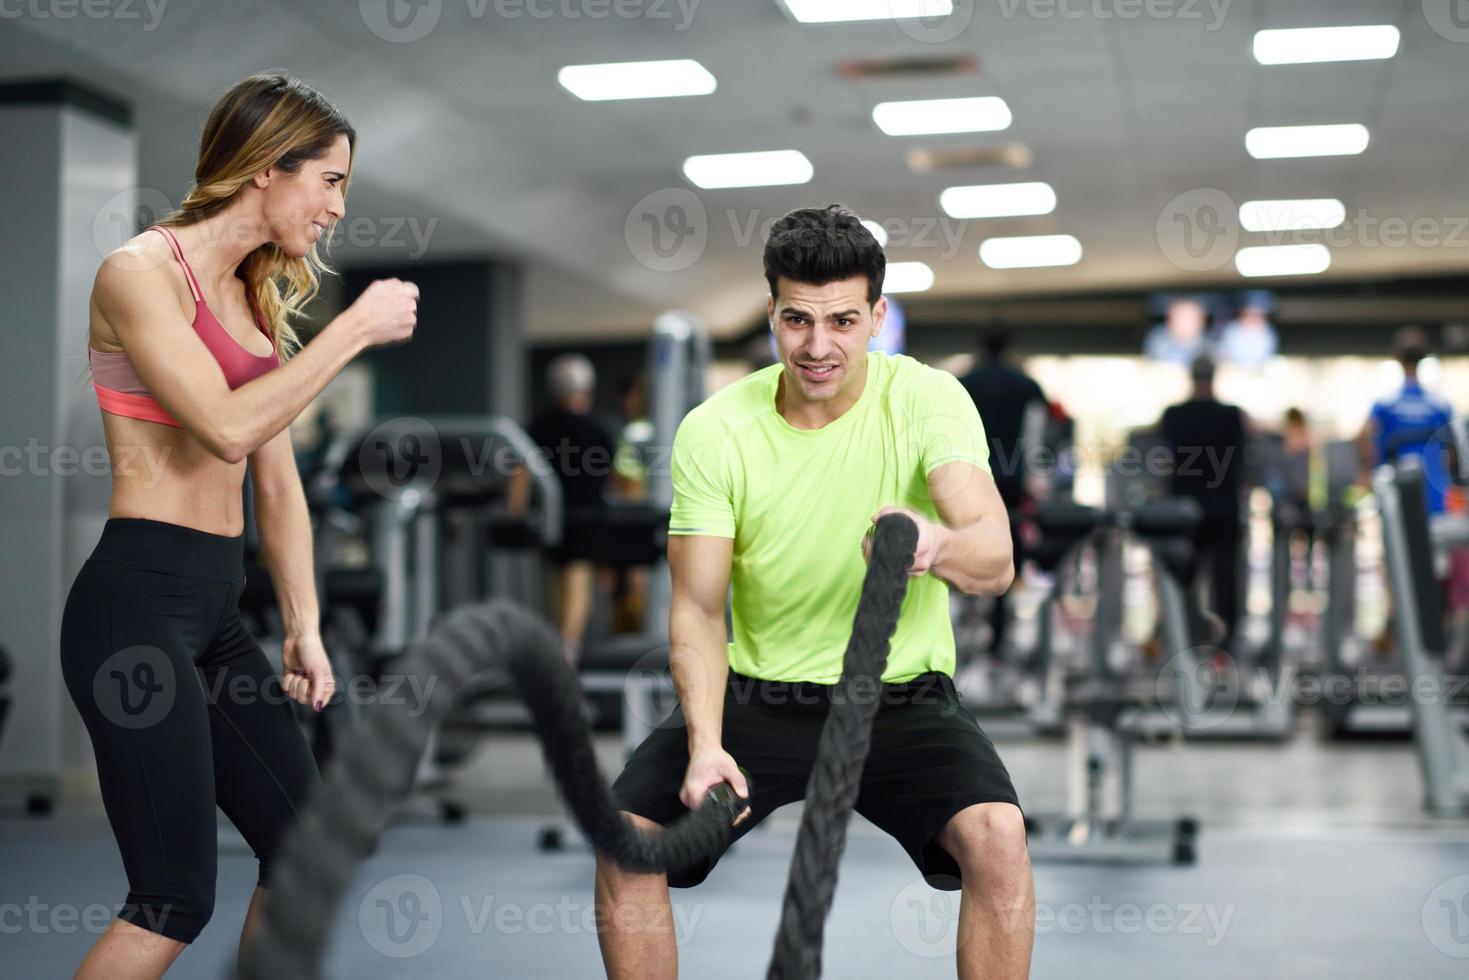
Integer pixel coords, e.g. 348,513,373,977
60,518,318,944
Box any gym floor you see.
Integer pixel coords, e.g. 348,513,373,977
7,723,1469,979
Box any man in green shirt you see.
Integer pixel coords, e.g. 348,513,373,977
596,205,1032,979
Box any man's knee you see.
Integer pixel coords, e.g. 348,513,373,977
942,803,1030,875
596,812,667,882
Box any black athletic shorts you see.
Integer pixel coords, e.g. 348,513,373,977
610,669,1021,891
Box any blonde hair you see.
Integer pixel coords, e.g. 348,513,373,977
158,71,356,358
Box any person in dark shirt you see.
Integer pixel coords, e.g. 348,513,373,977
958,328,1048,655
511,353,616,662
1159,355,1251,657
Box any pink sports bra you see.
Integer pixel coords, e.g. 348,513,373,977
88,225,280,429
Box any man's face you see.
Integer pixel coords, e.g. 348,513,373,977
767,276,885,404
1167,299,1206,341
1240,307,1269,328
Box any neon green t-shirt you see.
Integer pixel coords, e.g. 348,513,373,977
669,351,992,683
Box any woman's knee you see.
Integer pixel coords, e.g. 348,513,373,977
120,884,215,944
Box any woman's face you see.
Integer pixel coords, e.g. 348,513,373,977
262,133,350,258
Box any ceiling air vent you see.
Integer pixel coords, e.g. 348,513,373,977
905,145,1033,173
837,55,980,78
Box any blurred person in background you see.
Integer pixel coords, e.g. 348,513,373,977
1358,327,1461,660
612,372,653,503
958,327,1048,656
1215,292,1279,369
1158,355,1252,661
1358,326,1454,512
1281,407,1312,506
1144,295,1212,364
509,353,616,663
1279,407,1315,537
610,371,655,632
1275,407,1322,616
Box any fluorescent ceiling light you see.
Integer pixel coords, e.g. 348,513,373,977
682,150,814,189
872,97,1012,136
884,261,935,293
979,235,1082,269
1235,243,1331,277
779,0,953,24
940,182,1056,219
557,59,716,101
1253,26,1400,65
1246,124,1369,159
861,220,889,246
1239,199,1346,232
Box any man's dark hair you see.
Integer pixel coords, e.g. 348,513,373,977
980,326,1012,361
763,204,885,306
1190,354,1216,386
1392,325,1429,369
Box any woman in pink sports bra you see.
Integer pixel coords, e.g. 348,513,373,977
61,73,419,979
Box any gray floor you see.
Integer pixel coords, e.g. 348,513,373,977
7,723,1469,979
451,714,1453,830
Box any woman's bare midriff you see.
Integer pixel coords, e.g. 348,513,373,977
101,410,250,537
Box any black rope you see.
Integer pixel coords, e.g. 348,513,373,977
233,601,744,980
233,513,918,979
767,512,918,979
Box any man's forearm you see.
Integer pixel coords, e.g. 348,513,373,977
255,490,321,638
932,518,1014,597
669,605,729,754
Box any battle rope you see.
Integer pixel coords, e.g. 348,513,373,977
234,513,918,979
233,599,743,980
767,512,917,979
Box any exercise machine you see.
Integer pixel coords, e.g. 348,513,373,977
1022,498,1203,865
1373,418,1469,814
